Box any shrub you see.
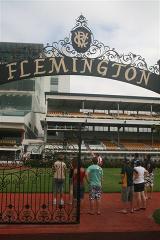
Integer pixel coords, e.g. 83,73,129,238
152,208,160,224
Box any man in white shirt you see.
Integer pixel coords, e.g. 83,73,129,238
133,160,148,211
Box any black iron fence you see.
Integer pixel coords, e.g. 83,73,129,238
0,144,80,224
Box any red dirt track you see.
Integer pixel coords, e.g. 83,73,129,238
0,193,160,240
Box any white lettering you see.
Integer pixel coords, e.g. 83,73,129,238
125,67,137,81
81,59,93,73
6,62,17,80
49,57,68,73
112,63,126,78
34,58,46,75
137,70,151,86
97,60,108,76
72,58,78,72
20,60,31,78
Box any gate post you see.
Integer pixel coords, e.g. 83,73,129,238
76,123,82,223
44,118,48,143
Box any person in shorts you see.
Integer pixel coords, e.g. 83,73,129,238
86,157,103,215
117,158,137,214
133,160,148,211
53,153,67,205
144,154,155,199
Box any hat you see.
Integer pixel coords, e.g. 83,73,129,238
135,160,141,166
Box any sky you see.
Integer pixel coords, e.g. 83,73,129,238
0,0,160,97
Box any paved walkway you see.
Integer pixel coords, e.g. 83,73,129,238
0,193,159,239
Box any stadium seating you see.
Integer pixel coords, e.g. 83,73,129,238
103,141,118,150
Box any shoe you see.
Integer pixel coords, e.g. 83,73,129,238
133,208,141,211
116,209,127,214
53,199,57,205
88,211,94,215
140,207,146,210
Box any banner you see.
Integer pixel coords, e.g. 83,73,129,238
0,56,159,94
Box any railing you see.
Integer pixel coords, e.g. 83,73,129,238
0,143,80,224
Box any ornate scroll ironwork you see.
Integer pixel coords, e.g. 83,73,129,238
43,14,159,75
0,142,78,224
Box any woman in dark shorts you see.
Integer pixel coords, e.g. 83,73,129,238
144,155,155,199
133,160,148,211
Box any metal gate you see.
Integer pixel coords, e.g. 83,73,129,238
0,141,81,224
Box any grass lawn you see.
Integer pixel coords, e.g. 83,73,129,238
102,167,160,192
0,167,159,193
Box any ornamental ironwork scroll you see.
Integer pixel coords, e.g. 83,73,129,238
43,15,159,75
0,14,159,94
0,142,79,224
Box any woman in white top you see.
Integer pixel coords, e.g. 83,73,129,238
133,160,148,211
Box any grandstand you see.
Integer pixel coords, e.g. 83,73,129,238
43,92,160,163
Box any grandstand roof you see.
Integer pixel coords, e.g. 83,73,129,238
0,42,43,63
45,92,160,112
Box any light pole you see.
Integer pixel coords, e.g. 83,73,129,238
76,123,82,223
44,118,48,144
151,125,154,147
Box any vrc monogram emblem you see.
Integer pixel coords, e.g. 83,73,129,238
71,27,91,53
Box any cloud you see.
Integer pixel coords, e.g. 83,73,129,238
0,0,159,97
70,75,160,97
1,0,159,65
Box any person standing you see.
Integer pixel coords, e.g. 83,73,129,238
144,154,155,199
132,153,139,168
86,157,103,215
73,162,87,210
53,153,67,205
133,160,148,211
117,159,136,214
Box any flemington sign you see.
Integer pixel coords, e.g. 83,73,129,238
0,15,160,94
1,57,159,91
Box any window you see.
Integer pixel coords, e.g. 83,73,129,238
110,126,118,131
